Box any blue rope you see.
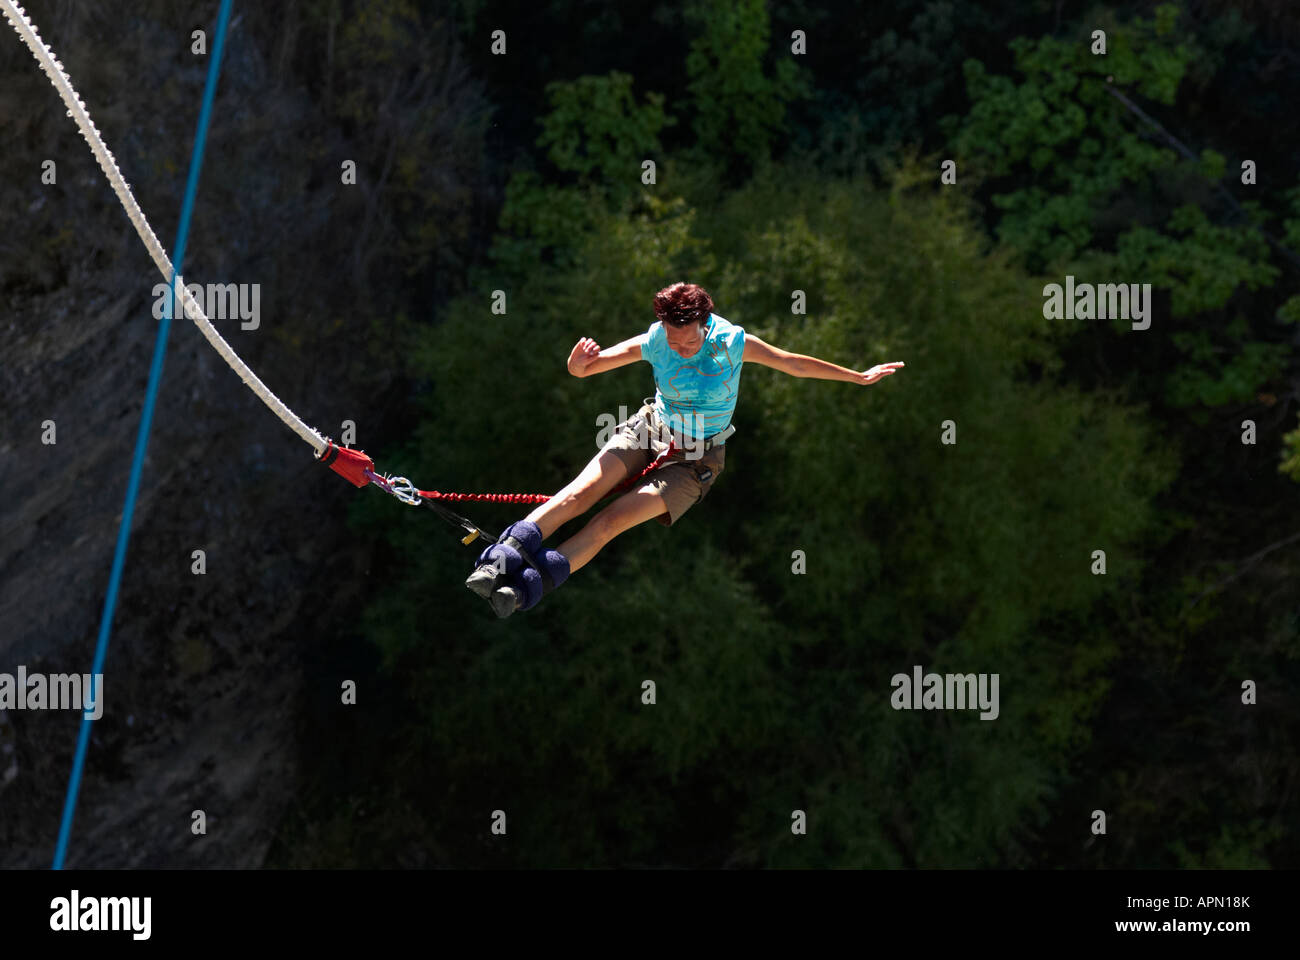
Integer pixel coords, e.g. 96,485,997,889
53,0,236,870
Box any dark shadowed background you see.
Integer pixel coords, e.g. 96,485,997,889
1,0,1297,868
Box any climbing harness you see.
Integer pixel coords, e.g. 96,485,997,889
605,400,736,498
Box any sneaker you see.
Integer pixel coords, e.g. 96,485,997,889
465,562,505,598
489,584,522,619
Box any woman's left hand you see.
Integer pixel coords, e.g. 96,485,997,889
858,361,905,385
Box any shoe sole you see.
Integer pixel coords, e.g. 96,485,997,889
465,564,504,599
489,586,520,619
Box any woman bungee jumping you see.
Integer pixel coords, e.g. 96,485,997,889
465,281,904,617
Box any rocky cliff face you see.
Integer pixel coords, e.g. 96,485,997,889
0,1,490,866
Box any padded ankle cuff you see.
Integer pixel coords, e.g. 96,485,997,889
517,549,571,611
473,519,544,573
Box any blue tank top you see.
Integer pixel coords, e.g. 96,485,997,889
642,313,746,439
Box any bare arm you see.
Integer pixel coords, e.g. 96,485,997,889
567,334,647,377
743,334,904,385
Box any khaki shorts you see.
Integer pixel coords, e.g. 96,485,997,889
600,399,728,527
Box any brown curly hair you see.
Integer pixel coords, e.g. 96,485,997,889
653,282,714,327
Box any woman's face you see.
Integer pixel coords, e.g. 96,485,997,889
665,318,706,358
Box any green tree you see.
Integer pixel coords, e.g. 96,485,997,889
949,4,1293,411
683,0,810,180
488,71,675,277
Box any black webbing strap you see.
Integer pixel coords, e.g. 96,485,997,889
418,498,499,546
503,535,554,593
417,499,553,592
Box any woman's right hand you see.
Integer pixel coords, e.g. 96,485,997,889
567,337,601,376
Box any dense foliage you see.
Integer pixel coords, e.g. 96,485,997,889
259,1,1298,867
10,0,1285,868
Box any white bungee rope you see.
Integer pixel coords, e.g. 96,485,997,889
3,0,329,456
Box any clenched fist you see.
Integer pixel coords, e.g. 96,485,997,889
567,337,601,377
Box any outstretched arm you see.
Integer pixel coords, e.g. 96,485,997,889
744,334,904,385
567,334,647,378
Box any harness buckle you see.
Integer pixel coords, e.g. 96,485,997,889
707,423,736,449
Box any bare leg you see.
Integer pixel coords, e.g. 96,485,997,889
557,487,669,574
526,449,635,540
